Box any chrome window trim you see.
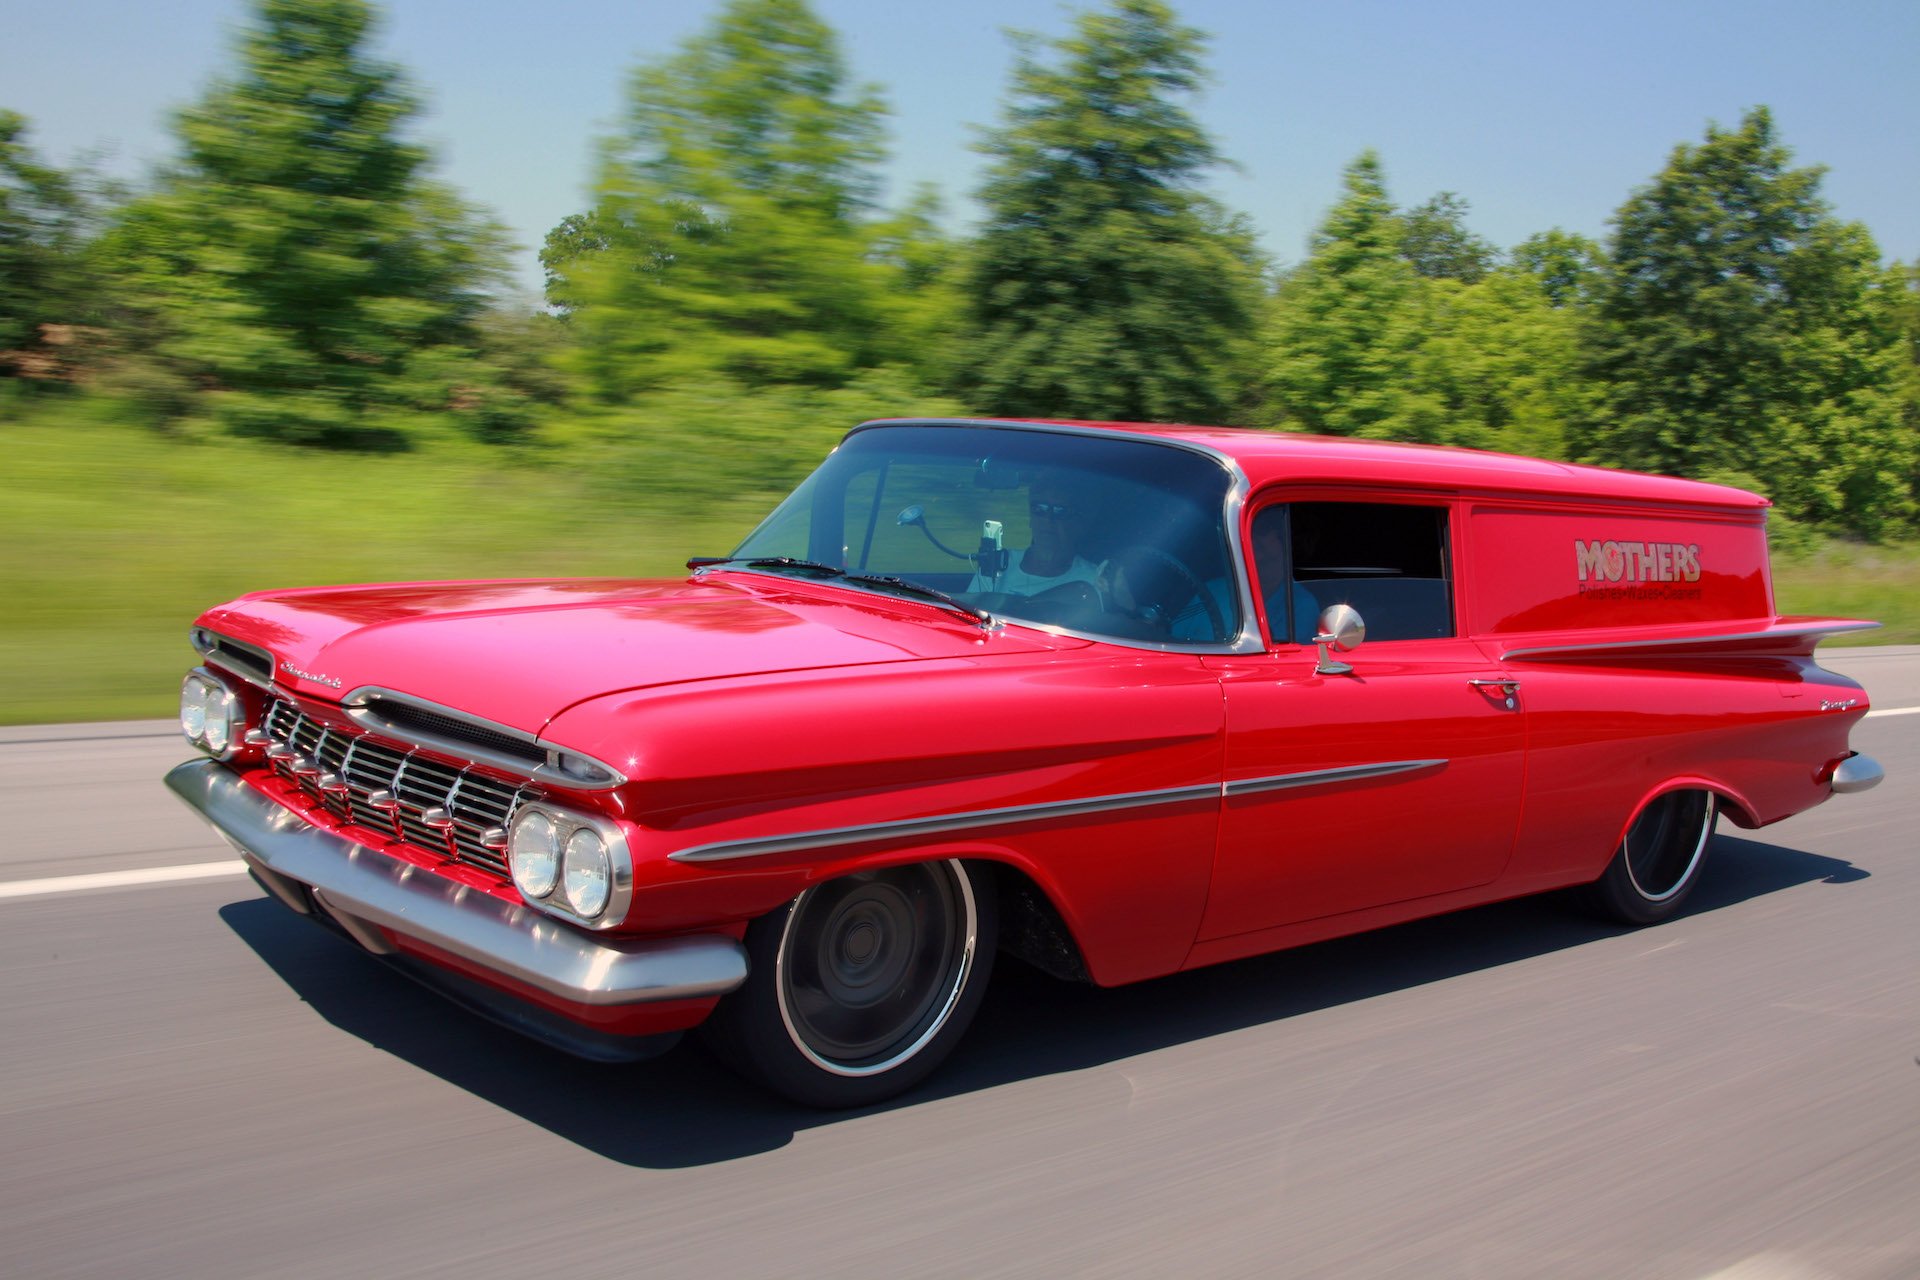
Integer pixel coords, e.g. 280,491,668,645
1499,620,1881,661
507,799,635,930
342,685,627,790
668,758,1447,864
731,418,1268,657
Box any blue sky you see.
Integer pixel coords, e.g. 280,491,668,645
6,0,1917,299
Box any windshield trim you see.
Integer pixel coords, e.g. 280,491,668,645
737,418,1267,656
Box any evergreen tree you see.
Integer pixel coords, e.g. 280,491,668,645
1264,152,1429,438
550,0,901,399
961,0,1264,423
1574,108,1913,534
104,0,513,443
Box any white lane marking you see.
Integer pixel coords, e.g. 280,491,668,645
0,861,247,900
1865,706,1919,718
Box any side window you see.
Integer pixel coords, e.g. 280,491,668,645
1251,502,1454,644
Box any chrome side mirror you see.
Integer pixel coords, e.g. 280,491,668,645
1313,603,1365,675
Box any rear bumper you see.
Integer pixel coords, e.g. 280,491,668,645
1831,752,1884,795
166,760,748,1038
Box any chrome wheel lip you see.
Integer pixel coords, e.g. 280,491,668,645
773,860,979,1079
1623,792,1716,903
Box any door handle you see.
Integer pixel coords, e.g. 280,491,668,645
1468,678,1520,710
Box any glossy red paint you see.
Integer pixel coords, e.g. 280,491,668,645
173,418,1881,1091
205,575,1070,733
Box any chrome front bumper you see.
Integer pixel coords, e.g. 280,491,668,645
165,760,748,1007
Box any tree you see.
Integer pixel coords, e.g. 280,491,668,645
1266,156,1593,456
960,0,1264,423
1402,267,1591,459
550,0,902,399
1264,152,1430,438
866,184,966,393
0,111,89,362
104,0,513,443
1510,229,1605,309
1399,192,1496,283
1574,108,1913,534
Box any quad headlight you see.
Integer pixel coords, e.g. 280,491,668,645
507,802,630,927
562,828,611,917
508,810,560,899
180,669,244,758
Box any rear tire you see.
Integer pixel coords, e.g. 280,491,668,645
707,860,996,1108
1581,790,1716,925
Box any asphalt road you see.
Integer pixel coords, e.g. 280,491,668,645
3,648,1915,1279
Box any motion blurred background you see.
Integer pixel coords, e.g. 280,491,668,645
3,0,1917,723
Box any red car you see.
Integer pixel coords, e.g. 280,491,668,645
168,418,1883,1106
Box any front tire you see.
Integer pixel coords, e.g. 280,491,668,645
707,860,996,1108
1581,789,1717,925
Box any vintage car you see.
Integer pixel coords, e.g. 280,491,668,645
168,418,1884,1106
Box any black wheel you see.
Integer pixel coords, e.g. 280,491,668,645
706,860,996,1108
1580,790,1717,925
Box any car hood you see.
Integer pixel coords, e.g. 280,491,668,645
200,575,1076,734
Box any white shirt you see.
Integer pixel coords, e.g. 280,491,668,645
970,553,1106,597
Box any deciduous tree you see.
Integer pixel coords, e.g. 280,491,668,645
1399,192,1496,283
1267,157,1591,457
104,0,513,444
1574,108,1913,534
550,0,903,399
0,111,89,362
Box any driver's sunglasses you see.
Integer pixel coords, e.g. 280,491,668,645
1030,500,1078,521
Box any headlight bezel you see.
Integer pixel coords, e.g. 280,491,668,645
507,801,632,928
180,667,247,761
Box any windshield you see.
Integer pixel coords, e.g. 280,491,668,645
729,423,1243,646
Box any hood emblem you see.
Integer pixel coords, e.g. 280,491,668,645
280,660,344,690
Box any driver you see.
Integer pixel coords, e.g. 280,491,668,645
970,476,1105,597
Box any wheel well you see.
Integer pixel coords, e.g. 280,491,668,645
1708,787,1760,829
972,860,1090,984
1618,781,1755,842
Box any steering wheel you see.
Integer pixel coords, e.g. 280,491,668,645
1107,545,1226,641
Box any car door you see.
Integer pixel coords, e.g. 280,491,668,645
1198,496,1526,941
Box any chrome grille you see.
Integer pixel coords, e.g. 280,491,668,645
263,698,532,878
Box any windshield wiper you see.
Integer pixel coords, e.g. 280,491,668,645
687,556,848,577
845,574,995,628
690,558,992,627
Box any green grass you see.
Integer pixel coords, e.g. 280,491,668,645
2,394,1914,724
1772,539,1920,645
0,394,848,723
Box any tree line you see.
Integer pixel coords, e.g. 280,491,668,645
3,0,1915,535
